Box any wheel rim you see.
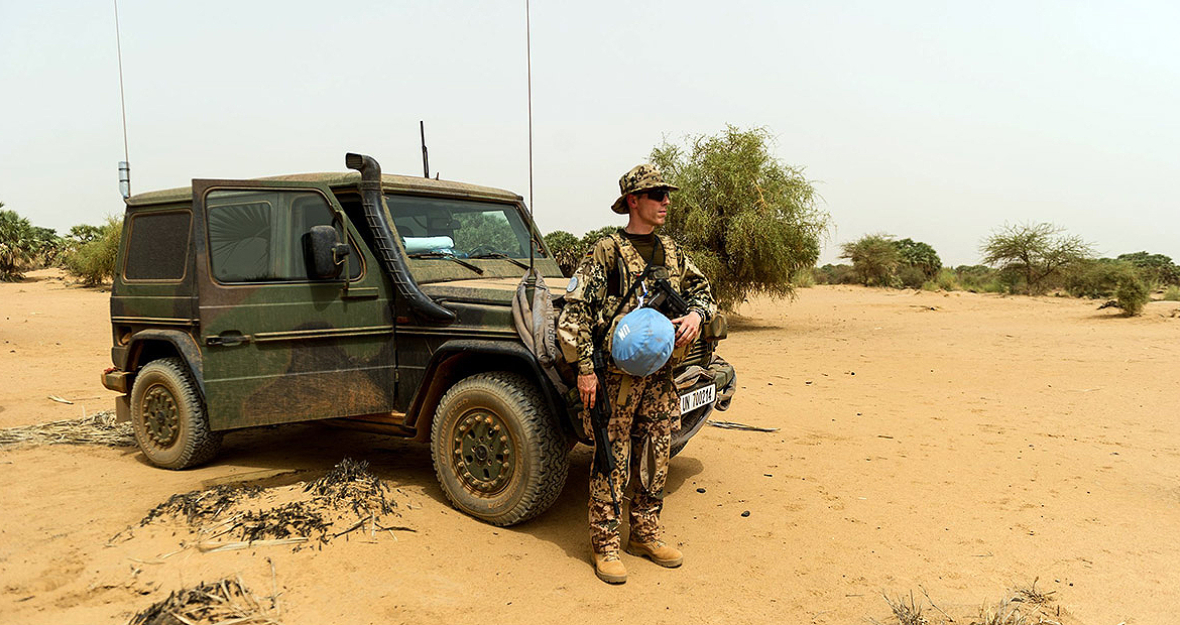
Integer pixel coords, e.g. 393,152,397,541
452,409,514,496
143,384,180,449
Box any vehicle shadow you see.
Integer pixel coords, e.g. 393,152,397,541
153,423,706,564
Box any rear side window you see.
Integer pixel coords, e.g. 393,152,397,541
206,189,361,283
123,211,192,281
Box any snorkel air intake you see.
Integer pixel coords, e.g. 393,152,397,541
346,152,456,323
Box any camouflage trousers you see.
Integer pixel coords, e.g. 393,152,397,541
587,369,678,553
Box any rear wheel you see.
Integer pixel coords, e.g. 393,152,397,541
130,358,221,469
431,372,568,526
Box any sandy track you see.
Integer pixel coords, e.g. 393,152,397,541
2,272,1178,624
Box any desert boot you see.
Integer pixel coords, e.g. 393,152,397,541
592,548,628,584
625,539,683,568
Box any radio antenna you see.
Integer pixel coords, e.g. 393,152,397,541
113,0,131,198
420,120,430,178
525,0,536,271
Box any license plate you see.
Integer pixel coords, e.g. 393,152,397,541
679,384,716,414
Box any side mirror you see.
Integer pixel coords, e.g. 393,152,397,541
304,225,349,280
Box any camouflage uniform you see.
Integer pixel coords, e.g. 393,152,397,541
559,224,716,553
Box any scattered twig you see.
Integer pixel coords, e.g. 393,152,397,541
919,585,954,623
47,395,74,404
708,420,779,433
197,537,308,553
333,518,366,538
267,557,280,617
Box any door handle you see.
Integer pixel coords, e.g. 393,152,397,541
206,332,251,347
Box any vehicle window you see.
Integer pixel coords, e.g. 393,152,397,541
123,210,191,281
206,189,361,283
384,195,542,258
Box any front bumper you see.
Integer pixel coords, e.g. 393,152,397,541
101,368,132,422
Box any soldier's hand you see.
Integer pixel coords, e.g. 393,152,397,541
578,373,598,409
672,311,703,347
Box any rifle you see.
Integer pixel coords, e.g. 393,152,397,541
589,348,621,519
644,277,691,319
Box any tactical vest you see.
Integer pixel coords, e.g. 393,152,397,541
600,232,690,372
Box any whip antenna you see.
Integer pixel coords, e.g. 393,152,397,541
113,0,131,198
525,0,536,271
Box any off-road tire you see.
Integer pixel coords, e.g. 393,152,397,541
431,371,569,526
130,357,222,470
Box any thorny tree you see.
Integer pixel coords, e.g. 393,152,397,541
981,222,1095,295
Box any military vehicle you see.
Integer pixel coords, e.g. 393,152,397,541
100,153,736,526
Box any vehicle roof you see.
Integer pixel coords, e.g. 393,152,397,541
126,172,523,206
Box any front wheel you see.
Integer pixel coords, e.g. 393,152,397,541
130,357,221,469
431,372,569,526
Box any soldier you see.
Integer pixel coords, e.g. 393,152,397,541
557,164,717,584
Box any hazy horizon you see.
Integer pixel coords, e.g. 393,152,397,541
2,0,1176,267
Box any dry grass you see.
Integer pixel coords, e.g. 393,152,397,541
128,576,279,625
0,410,133,448
870,581,1068,625
134,458,408,549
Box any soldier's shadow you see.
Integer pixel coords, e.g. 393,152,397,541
505,445,704,563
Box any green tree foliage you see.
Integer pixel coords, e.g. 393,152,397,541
894,238,942,278
451,211,521,255
813,263,857,285
980,223,1095,295
650,125,828,311
953,265,1005,293
543,230,581,277
543,226,625,277
0,205,32,280
69,224,105,244
1116,251,1180,286
64,216,122,286
839,234,899,286
0,205,63,280
1064,258,1133,299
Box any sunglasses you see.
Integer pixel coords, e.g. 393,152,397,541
643,189,671,202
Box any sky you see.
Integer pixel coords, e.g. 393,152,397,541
1,0,1177,266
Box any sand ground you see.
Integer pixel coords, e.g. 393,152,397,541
1,269,1178,624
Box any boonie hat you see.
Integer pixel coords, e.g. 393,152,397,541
610,164,679,214
611,307,675,376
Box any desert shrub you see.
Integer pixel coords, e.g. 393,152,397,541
1163,285,1180,301
791,267,816,288
64,216,121,286
1064,258,1131,299
935,267,958,291
1115,272,1150,316
814,263,857,285
651,125,829,311
895,265,927,289
840,234,899,286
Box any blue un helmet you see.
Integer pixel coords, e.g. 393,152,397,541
611,307,675,377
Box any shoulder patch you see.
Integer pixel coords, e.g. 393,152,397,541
566,276,578,292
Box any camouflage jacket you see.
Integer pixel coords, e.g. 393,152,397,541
557,231,716,376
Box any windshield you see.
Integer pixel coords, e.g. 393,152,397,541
385,194,543,259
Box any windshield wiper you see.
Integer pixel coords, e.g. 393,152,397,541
467,252,531,270
407,252,484,275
